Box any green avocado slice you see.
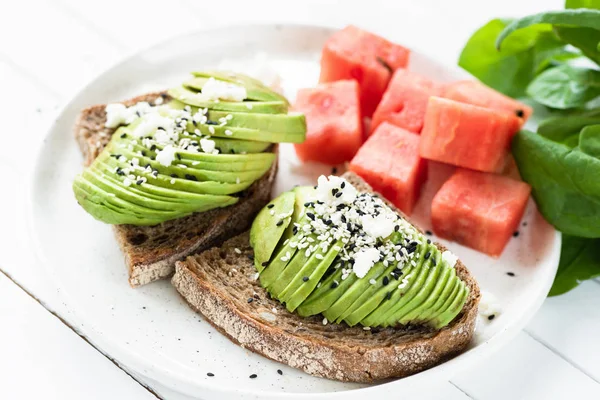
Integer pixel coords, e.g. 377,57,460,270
181,120,306,143
322,261,389,323
258,240,299,293
421,272,459,324
280,240,343,312
168,86,288,114
296,267,359,318
191,70,268,89
428,279,463,328
431,284,469,329
207,110,305,134
184,77,286,103
210,137,272,154
267,233,318,297
98,159,253,195
250,191,296,271
344,264,415,327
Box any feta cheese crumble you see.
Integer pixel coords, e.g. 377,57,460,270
156,145,177,167
442,250,458,268
353,248,380,278
200,138,216,154
201,77,247,102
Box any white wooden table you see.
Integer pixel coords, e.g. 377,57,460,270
1,1,599,399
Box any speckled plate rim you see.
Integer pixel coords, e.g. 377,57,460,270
25,22,561,400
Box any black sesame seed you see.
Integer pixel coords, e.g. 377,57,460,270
292,226,298,235
341,181,345,189
302,276,309,282
150,144,157,151
515,109,524,118
431,258,437,266
427,239,431,244
276,220,284,226
247,297,254,303
307,212,315,220
267,204,275,209
170,173,177,178
247,254,254,261
425,230,433,236
176,153,182,160
304,202,311,207
383,276,390,286
185,174,198,181
332,188,339,195
141,151,146,156
136,179,143,185
330,281,339,289
116,168,124,176
424,251,431,260
207,372,214,377
206,120,218,125
341,214,347,223
262,261,269,267
513,231,520,237
335,191,342,198
277,369,283,376
120,133,127,138
488,314,496,321
385,291,393,300
111,154,121,158
507,272,515,277
230,149,235,154
394,225,399,232
249,374,257,379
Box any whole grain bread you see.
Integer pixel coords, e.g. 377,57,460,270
172,172,480,382
74,92,278,287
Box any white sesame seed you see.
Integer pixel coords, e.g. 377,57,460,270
234,248,242,254
322,318,328,325
369,279,376,285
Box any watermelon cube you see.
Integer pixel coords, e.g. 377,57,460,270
443,80,532,128
371,69,442,135
349,122,427,215
431,169,531,257
293,80,363,165
420,97,519,173
319,25,410,117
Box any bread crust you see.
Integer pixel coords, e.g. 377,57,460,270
74,92,278,287
172,172,480,382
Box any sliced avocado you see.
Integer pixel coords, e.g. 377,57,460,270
99,158,253,195
322,261,388,323
402,251,453,324
210,137,272,154
421,272,459,324
207,110,305,134
168,86,288,114
191,70,268,89
344,264,415,326
431,284,469,329
361,242,428,327
427,278,463,328
258,240,299,292
182,119,306,144
296,267,359,317
184,76,286,103
280,240,343,312
267,234,318,297
250,191,296,271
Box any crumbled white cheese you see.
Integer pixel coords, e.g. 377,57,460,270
105,102,153,128
353,247,380,278
132,113,174,138
442,250,458,268
216,52,283,93
360,213,396,239
200,138,216,154
315,175,357,205
201,77,247,102
156,145,177,167
478,290,501,320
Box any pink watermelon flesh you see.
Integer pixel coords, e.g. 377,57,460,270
371,69,442,135
349,122,427,215
419,97,518,173
431,168,531,257
319,25,410,117
293,80,363,165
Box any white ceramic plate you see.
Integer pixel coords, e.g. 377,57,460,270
27,24,560,400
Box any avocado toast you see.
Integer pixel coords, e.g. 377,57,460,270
74,72,305,286
172,172,480,381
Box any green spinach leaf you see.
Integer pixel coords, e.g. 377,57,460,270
512,129,600,238
554,26,600,66
579,124,600,156
565,0,600,9
538,111,600,146
549,235,600,296
496,9,600,50
526,65,600,109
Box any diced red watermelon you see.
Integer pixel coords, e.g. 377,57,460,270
349,122,427,215
431,168,531,257
420,97,519,173
293,80,363,165
443,80,532,127
319,25,410,117
371,69,442,135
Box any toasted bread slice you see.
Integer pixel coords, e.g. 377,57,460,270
172,172,480,382
74,92,278,287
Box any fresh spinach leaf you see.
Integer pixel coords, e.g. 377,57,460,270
538,111,600,146
549,235,600,296
579,124,600,156
554,26,600,66
512,129,600,238
496,9,600,50
565,0,600,10
526,65,600,109
459,20,567,97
